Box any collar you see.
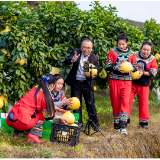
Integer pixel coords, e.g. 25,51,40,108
116,47,130,53
52,90,59,97
139,51,151,60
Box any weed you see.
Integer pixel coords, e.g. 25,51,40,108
71,145,82,152
1,89,160,158
39,150,52,158
0,149,4,158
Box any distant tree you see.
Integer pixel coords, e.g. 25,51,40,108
27,1,63,8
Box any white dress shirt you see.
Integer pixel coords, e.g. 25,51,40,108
76,53,90,80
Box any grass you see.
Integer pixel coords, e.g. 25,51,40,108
0,88,160,158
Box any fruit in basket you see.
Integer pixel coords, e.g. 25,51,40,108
62,111,75,124
56,131,69,142
68,97,80,110
68,128,74,136
120,62,133,73
69,123,78,127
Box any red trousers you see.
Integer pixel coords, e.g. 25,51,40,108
109,79,132,123
6,111,44,131
129,83,149,121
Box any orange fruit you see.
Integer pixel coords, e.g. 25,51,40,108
19,59,25,66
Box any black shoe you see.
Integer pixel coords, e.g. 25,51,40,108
140,124,148,129
119,120,127,129
114,123,119,129
139,122,148,129
127,118,130,124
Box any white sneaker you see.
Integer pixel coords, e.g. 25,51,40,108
120,128,127,135
115,129,120,132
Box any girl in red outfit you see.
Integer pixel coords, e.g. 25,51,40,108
6,73,68,143
129,41,158,129
105,30,137,134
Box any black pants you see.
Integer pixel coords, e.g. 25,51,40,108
71,80,99,126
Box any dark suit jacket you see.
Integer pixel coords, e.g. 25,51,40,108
64,48,99,88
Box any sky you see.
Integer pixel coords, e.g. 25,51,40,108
75,1,160,24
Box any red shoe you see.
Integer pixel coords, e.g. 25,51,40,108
27,133,43,144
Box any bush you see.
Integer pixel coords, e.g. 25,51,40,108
0,1,159,111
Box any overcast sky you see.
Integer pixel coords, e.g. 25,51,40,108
75,1,160,24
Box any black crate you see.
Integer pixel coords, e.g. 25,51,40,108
50,120,81,146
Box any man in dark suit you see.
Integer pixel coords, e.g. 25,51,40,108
64,38,99,130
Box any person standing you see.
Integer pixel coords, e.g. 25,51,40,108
105,30,137,134
129,41,158,129
64,38,99,131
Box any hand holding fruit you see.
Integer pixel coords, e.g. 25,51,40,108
137,71,143,79
84,63,98,78
117,62,133,73
63,98,73,106
85,74,97,79
68,97,80,110
59,116,68,125
116,66,125,73
91,74,97,79
55,106,69,114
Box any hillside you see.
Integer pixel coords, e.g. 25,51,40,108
121,19,144,30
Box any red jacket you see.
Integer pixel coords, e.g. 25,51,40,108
105,48,137,81
132,51,158,86
9,86,47,125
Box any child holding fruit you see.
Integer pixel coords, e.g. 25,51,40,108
52,74,73,110
129,41,158,129
6,73,68,144
105,30,137,134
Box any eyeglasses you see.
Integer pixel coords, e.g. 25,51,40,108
82,47,92,51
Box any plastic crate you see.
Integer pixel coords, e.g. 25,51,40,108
42,113,79,139
50,119,81,146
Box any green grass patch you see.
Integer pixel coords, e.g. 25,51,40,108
1,89,160,158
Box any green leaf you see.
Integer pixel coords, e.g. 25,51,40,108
16,70,20,75
23,48,27,53
16,32,23,36
45,33,50,36
32,44,36,50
